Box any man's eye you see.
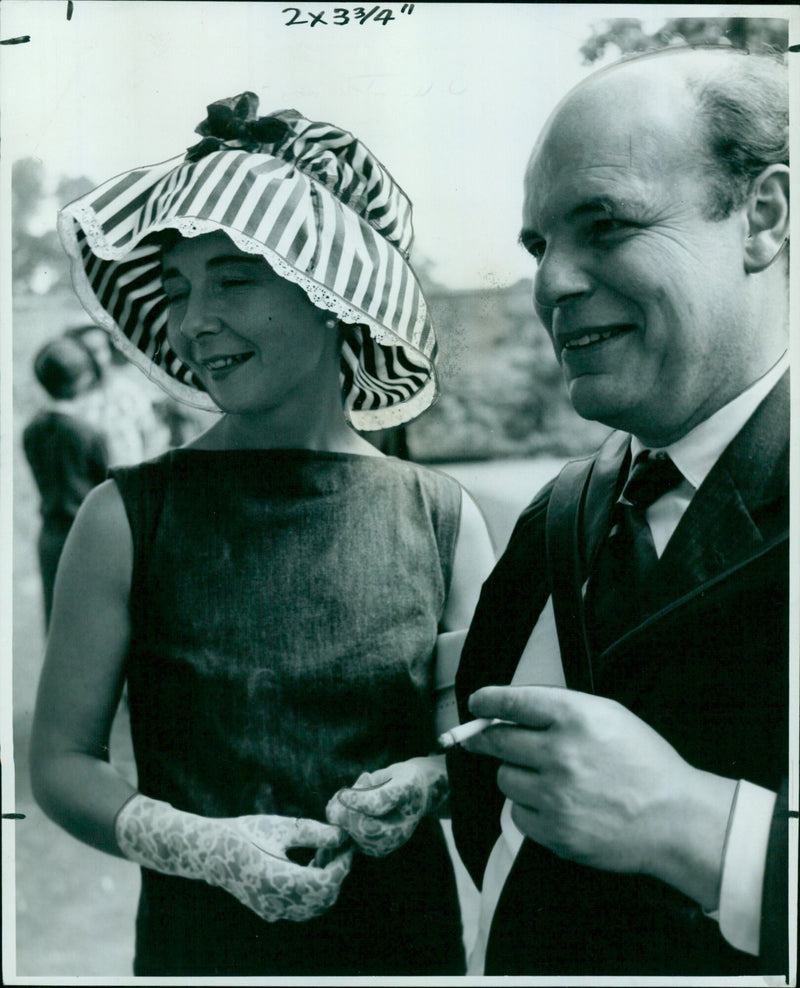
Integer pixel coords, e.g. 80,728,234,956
590,217,628,237
525,240,546,262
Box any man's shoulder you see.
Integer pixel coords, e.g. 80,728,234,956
509,443,613,543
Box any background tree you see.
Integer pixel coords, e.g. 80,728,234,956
580,16,788,64
12,159,95,294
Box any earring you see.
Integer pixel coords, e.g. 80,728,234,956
324,317,338,331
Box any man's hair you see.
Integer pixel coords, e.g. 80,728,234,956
684,50,789,219
604,47,788,220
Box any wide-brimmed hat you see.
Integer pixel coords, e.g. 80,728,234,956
57,93,437,429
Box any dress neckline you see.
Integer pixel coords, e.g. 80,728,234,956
169,446,387,462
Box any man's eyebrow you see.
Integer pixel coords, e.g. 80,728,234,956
519,195,645,246
568,198,615,220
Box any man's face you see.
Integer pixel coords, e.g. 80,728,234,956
521,69,756,445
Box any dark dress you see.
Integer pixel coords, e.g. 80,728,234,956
111,448,465,976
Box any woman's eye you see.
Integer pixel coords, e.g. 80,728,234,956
220,277,253,288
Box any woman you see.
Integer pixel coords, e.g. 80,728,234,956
30,93,495,976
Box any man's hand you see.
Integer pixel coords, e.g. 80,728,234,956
465,685,737,910
326,756,448,857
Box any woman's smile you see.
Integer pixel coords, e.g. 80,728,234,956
198,350,255,378
162,231,339,417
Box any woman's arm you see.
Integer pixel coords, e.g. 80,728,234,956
30,479,136,857
440,490,496,633
31,479,355,918
435,490,496,721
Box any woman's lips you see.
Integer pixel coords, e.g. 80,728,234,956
202,352,254,373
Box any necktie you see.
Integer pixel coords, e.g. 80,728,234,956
584,450,684,657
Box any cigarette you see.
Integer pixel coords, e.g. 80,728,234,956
437,717,506,749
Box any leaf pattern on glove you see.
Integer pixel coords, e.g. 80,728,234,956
116,794,353,923
325,757,449,857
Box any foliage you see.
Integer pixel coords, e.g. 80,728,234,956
12,158,94,294
580,16,788,65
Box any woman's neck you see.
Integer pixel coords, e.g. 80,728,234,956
188,403,381,456
184,340,383,455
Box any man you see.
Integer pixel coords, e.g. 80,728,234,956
449,46,790,976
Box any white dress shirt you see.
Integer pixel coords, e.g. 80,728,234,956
468,356,788,974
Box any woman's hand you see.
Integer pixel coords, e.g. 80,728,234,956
325,755,449,857
116,794,354,922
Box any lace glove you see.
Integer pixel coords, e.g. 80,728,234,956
325,755,449,858
115,793,354,922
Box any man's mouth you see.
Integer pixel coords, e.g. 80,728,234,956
562,325,635,350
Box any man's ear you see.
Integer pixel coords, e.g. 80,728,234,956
744,164,789,273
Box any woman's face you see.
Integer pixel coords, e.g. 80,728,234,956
162,231,338,415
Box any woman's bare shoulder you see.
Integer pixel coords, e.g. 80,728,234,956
56,480,133,594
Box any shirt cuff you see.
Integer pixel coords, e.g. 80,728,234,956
713,779,777,956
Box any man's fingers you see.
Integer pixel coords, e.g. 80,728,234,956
463,722,552,769
468,684,572,727
496,762,546,806
509,801,546,842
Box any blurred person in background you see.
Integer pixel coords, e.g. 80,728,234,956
64,323,178,457
24,325,180,627
23,336,110,626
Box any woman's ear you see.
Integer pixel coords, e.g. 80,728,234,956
743,164,789,273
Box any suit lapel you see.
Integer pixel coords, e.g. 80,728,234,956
579,430,631,577
649,372,789,611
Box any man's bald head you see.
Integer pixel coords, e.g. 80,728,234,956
532,47,788,222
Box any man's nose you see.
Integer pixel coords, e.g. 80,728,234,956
533,243,593,310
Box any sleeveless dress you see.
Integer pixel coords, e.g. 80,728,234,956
111,448,465,976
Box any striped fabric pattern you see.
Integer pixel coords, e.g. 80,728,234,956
273,110,413,256
57,107,437,430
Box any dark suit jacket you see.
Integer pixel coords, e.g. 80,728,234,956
450,373,790,976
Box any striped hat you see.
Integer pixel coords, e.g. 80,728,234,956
57,93,437,429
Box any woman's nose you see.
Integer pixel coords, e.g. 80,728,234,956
533,243,593,310
177,292,222,341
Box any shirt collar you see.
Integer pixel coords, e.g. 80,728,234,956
631,354,789,491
